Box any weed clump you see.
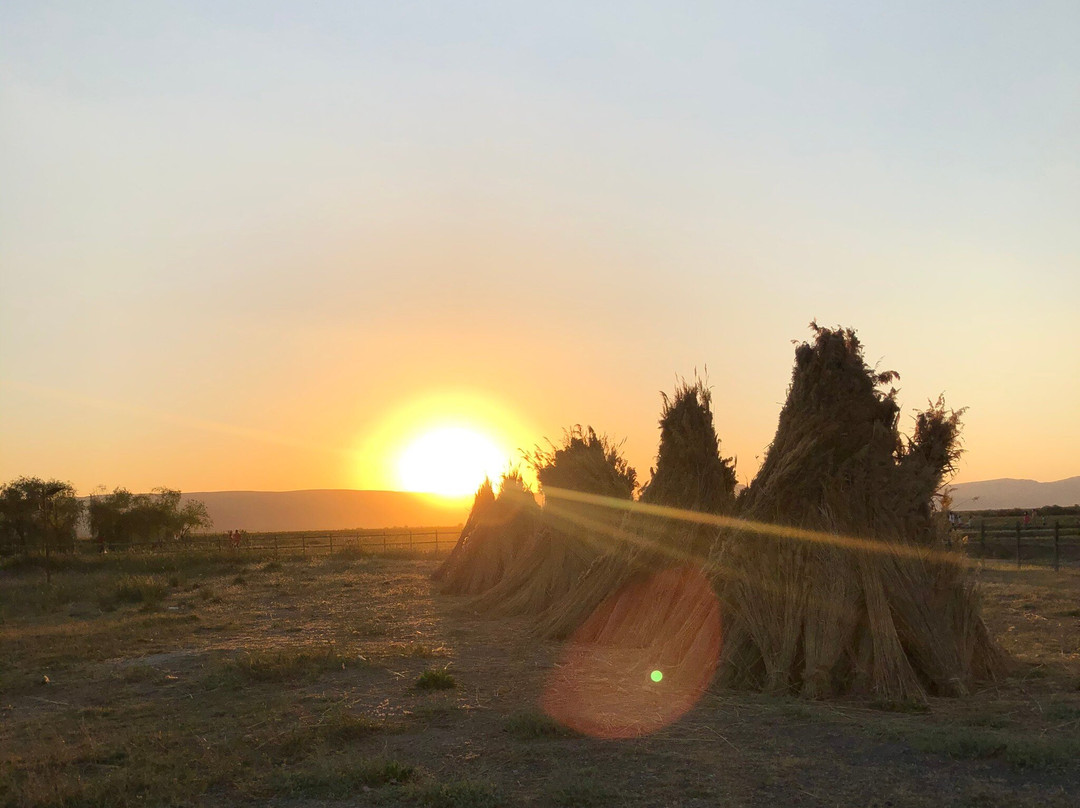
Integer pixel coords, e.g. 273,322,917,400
505,711,574,738
222,646,356,683
548,776,616,807
275,757,414,798
408,779,500,808
98,576,167,611
415,667,456,690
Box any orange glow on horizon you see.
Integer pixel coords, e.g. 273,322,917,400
357,389,537,495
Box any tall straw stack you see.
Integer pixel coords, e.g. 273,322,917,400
640,378,736,555
715,324,1003,702
436,327,1004,705
537,381,736,638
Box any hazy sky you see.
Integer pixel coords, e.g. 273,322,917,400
2,1,1078,495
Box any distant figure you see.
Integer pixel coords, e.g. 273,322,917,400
230,529,241,549
1023,511,1031,526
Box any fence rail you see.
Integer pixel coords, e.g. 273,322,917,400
0,527,459,559
950,520,1080,570
6,521,1078,571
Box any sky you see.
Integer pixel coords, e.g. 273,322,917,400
2,1,1078,496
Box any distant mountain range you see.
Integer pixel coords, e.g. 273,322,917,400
174,478,1079,533
181,489,471,533
948,477,1080,511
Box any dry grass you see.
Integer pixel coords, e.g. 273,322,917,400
0,551,1077,808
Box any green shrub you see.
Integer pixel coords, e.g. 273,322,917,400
275,757,414,798
903,726,1080,769
549,778,615,807
505,711,573,738
223,646,356,683
416,667,456,690
316,710,385,743
410,779,499,808
99,576,167,611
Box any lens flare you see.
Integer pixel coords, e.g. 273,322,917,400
541,564,720,739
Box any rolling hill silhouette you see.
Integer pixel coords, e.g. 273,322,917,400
948,476,1080,510
173,477,1080,532
180,489,470,533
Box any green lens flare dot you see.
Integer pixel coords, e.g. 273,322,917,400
650,670,663,683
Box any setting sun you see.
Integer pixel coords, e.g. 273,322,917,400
357,389,536,495
397,426,509,497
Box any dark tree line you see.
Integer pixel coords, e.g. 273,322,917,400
0,477,211,553
86,487,211,547
0,477,83,553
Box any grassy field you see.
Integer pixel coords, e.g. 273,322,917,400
2,551,1079,807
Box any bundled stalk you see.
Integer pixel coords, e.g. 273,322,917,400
640,377,735,555
467,427,638,617
527,425,637,500
433,471,538,596
436,331,1003,706
715,324,1004,702
640,378,737,515
535,385,736,735
538,381,736,637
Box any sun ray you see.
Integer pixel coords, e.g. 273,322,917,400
541,486,968,567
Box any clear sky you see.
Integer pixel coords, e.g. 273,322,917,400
2,1,1078,496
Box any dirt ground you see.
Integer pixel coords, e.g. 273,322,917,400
1,551,1078,807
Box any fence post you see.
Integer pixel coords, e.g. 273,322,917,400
1015,521,1022,569
979,521,986,556
274,535,279,557
301,535,306,557
1053,521,1060,572
409,530,413,550
329,534,334,555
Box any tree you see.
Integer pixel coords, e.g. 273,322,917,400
0,477,83,554
87,487,212,547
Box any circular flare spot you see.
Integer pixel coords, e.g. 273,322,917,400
541,564,721,739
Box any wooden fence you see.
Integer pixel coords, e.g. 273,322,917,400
216,528,455,557
0,527,460,559
949,520,1080,570
7,520,1079,571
